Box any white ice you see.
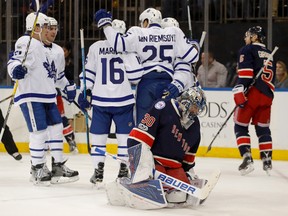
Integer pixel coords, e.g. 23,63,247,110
0,153,287,216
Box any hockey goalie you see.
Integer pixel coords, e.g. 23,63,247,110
105,86,218,209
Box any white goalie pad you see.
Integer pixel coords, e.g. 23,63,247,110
128,144,155,183
105,179,167,210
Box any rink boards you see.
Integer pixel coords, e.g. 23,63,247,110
1,87,287,161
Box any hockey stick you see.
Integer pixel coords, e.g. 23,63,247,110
0,1,41,140
187,0,192,39
80,28,91,154
206,46,279,153
0,94,13,104
95,147,220,200
72,100,92,121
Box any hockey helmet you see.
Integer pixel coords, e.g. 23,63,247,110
48,17,58,26
139,8,162,28
247,26,266,43
177,86,206,129
26,12,49,31
161,17,179,28
112,19,126,34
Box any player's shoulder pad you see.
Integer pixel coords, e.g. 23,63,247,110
154,100,166,110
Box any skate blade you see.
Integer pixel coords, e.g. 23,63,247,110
70,148,79,154
51,175,79,184
240,164,254,176
264,168,272,176
33,180,51,186
92,182,105,189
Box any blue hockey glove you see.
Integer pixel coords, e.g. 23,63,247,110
162,80,184,99
12,65,27,80
78,89,92,111
94,9,112,28
63,82,76,103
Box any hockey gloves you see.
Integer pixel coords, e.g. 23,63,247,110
232,84,247,108
162,80,184,99
94,9,112,28
63,82,76,103
12,65,27,80
78,89,92,111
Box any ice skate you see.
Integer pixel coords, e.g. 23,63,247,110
68,140,78,154
30,163,51,186
51,157,79,184
238,152,254,175
90,162,104,187
11,152,22,161
262,157,272,176
118,163,129,178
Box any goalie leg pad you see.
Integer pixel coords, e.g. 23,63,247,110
105,181,126,206
128,143,154,183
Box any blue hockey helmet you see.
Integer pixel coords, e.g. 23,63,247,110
247,26,266,43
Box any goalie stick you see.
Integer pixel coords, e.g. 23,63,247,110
0,0,41,141
206,46,279,153
95,147,220,200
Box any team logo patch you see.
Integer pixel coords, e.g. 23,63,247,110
154,101,166,110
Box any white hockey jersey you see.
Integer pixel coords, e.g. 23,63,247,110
7,35,68,105
80,40,143,107
103,24,200,80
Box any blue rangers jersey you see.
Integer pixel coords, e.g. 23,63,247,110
7,35,68,105
127,99,201,171
237,42,275,98
103,24,200,87
80,40,143,107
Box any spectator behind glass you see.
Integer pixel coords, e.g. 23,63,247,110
197,51,228,88
62,41,74,82
275,60,288,88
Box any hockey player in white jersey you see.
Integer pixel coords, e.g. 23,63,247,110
7,12,78,185
39,16,79,183
78,19,143,185
94,8,200,124
161,17,201,90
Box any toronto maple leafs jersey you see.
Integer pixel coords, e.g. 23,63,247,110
7,35,68,105
80,40,143,107
237,42,275,98
127,99,201,171
103,24,199,82
44,42,69,90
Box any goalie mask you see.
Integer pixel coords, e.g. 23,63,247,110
26,12,49,31
139,8,162,28
177,87,206,129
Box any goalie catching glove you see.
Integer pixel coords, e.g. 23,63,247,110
78,89,92,111
232,84,247,108
94,9,112,28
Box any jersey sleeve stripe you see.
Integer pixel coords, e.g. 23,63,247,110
129,128,155,148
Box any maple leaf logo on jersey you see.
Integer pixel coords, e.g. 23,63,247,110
43,57,57,82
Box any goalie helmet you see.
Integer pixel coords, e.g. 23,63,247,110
247,26,266,43
26,12,49,31
139,8,162,28
112,19,126,34
177,86,206,129
161,17,179,28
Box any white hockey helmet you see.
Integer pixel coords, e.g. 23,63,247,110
48,17,58,26
161,17,179,28
139,8,162,28
26,12,49,31
177,86,206,129
112,19,126,34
